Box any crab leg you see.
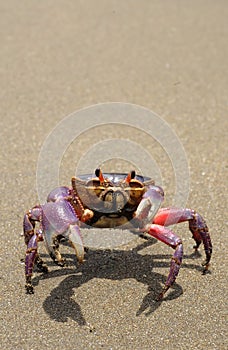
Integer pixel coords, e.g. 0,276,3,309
153,208,212,271
144,224,183,300
24,234,38,293
23,208,44,294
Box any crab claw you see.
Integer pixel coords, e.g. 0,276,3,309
68,224,84,263
135,185,164,225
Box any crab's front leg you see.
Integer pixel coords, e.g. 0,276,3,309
144,224,183,300
23,206,46,294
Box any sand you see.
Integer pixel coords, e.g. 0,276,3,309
0,1,227,349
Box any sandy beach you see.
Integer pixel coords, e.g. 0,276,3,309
0,1,227,349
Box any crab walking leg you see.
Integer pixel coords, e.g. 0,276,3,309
24,234,38,293
23,208,44,293
144,224,183,300
153,208,212,271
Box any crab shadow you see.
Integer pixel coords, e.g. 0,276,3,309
33,237,205,324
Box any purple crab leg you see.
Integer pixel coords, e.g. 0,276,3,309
25,234,38,274
25,234,38,289
153,208,212,271
144,224,183,300
23,207,44,293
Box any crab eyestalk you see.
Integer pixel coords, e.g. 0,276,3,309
95,168,105,183
124,170,136,183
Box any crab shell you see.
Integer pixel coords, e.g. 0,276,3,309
70,172,155,228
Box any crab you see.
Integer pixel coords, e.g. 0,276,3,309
23,168,212,299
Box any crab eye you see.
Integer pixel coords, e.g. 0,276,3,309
128,180,144,199
86,178,104,197
129,180,144,188
86,179,101,187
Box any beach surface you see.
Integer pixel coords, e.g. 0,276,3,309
0,1,227,349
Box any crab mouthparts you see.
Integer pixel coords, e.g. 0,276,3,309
102,189,127,213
